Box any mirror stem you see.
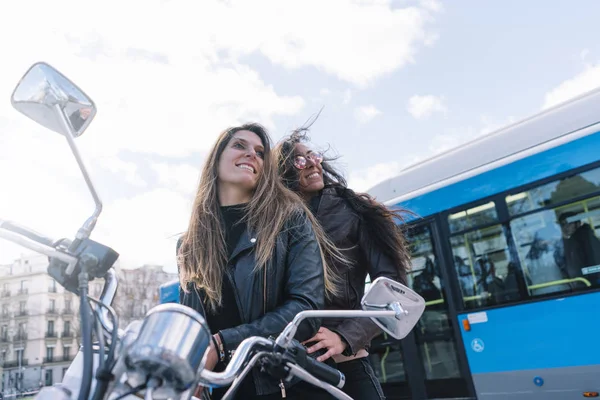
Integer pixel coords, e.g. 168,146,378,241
55,104,103,249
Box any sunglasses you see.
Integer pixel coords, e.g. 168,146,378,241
293,152,324,170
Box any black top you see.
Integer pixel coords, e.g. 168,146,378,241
206,203,256,398
205,203,247,333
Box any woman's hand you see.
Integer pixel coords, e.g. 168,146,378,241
194,336,219,398
205,336,219,371
302,327,347,362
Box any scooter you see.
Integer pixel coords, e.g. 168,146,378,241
0,62,426,400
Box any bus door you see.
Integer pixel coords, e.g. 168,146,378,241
369,221,473,399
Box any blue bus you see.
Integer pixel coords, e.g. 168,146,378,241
366,87,600,399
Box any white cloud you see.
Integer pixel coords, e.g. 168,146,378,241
92,189,193,272
343,89,353,105
213,0,442,87
354,105,383,123
407,94,448,119
96,156,147,188
151,163,201,196
0,0,441,268
543,61,600,109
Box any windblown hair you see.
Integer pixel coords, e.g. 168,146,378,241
177,123,340,312
274,127,412,279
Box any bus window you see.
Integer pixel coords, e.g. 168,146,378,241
450,224,521,309
507,166,600,216
507,167,600,296
449,201,498,233
510,205,600,296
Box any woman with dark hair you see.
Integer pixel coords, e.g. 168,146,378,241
177,123,340,399
274,129,411,399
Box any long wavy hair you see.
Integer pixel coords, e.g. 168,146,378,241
178,123,340,312
274,127,412,280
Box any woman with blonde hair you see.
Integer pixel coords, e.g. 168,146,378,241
177,123,338,399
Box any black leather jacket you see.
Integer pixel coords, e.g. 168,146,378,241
179,211,325,396
313,187,407,356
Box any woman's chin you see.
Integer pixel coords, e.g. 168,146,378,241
302,180,324,193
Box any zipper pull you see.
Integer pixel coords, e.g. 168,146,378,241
279,380,287,398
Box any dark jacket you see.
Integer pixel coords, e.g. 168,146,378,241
313,187,407,356
178,211,325,396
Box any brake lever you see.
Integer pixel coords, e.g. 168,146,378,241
221,351,272,400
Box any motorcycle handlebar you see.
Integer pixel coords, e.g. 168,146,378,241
198,336,274,387
0,219,55,247
304,356,345,389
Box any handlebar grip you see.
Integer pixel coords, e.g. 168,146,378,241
0,220,54,247
304,357,345,389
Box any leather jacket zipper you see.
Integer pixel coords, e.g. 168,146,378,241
225,268,246,323
279,380,286,398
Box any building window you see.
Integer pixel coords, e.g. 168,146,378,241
65,299,72,311
45,369,53,386
49,299,56,312
19,301,26,315
49,279,57,293
46,346,54,363
1,304,8,317
19,280,28,294
16,348,24,363
1,325,7,342
63,346,71,361
47,320,55,337
63,321,71,336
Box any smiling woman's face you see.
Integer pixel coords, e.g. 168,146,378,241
294,143,324,197
217,130,265,195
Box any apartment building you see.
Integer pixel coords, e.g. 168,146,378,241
110,264,178,330
0,254,177,396
0,254,79,395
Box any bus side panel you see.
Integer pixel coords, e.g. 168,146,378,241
457,292,600,399
159,280,180,304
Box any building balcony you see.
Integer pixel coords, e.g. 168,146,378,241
43,357,55,364
45,331,57,338
46,308,58,315
61,331,73,338
0,335,9,343
62,308,74,316
1,290,10,297
48,286,58,293
0,312,10,320
17,288,28,295
15,310,29,318
13,333,27,341
2,359,29,368
62,354,74,362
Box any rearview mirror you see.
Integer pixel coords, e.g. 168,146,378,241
11,62,96,138
361,276,425,340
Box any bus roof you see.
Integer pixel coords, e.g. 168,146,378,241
367,87,600,206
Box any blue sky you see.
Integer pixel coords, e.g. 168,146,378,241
1,0,599,271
